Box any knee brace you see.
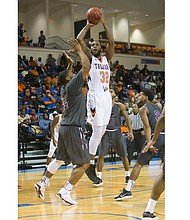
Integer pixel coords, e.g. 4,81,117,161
89,125,106,155
47,159,64,174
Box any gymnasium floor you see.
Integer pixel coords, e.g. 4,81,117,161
18,159,165,220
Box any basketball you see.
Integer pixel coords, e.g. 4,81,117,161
86,7,101,25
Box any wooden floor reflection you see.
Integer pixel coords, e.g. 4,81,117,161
18,160,165,220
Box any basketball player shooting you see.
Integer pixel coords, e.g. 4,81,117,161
77,8,114,183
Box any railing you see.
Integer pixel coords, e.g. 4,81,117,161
47,36,70,50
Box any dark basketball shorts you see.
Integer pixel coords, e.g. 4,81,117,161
137,133,165,165
56,126,90,165
99,128,127,157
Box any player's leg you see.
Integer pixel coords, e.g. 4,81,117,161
86,125,106,182
57,162,90,205
34,158,64,200
142,172,165,220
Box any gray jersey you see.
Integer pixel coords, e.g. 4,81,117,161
145,103,161,133
60,70,86,127
106,102,121,130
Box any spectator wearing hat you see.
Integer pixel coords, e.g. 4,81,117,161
43,90,56,111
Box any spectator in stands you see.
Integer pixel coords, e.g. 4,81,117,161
155,92,165,107
18,107,30,125
57,60,67,72
38,30,46,47
35,57,43,67
49,81,60,97
127,85,135,97
29,56,37,68
24,102,33,114
24,70,35,84
22,55,29,68
18,79,26,96
43,90,56,111
39,112,51,141
30,109,39,125
22,89,34,107
18,22,26,42
46,54,56,68
60,52,68,66
123,69,132,86
56,98,64,114
21,66,29,78
132,64,141,76
121,44,128,54
31,66,39,77
141,64,150,77
110,76,117,91
36,95,47,113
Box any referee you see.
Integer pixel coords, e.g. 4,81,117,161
128,103,145,164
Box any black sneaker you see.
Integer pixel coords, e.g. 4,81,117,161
125,176,130,184
85,164,98,182
114,188,133,201
142,211,158,220
93,177,103,187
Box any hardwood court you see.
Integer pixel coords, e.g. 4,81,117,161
18,160,165,220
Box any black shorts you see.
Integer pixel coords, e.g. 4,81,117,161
99,129,127,157
56,126,90,165
137,133,165,165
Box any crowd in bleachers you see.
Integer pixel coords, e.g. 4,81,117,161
18,51,165,160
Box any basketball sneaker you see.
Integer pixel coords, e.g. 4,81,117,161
34,180,47,200
93,177,103,187
85,164,98,182
114,188,133,201
56,187,78,205
125,176,130,184
142,211,158,220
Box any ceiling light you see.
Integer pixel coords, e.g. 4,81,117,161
145,14,149,17
115,10,118,12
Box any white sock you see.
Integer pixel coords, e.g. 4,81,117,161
145,198,157,213
126,179,135,191
90,160,95,165
97,172,102,179
64,181,74,191
125,171,130,176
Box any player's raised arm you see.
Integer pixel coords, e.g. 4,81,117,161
99,8,114,62
68,38,90,80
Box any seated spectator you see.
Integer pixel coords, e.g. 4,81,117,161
60,52,68,66
43,90,56,111
22,55,29,68
29,56,37,68
18,107,30,125
49,81,60,97
57,59,67,72
38,30,46,47
46,54,56,68
22,89,34,107
30,109,39,125
31,66,39,77
35,57,43,67
24,70,36,85
35,95,47,113
56,98,64,114
21,66,29,78
23,102,33,114
18,79,26,96
39,112,51,141
141,64,150,77
127,85,135,97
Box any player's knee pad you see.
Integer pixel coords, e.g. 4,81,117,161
47,159,64,174
47,145,57,158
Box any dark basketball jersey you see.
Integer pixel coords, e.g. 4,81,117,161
60,70,86,127
106,103,121,130
145,103,162,133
